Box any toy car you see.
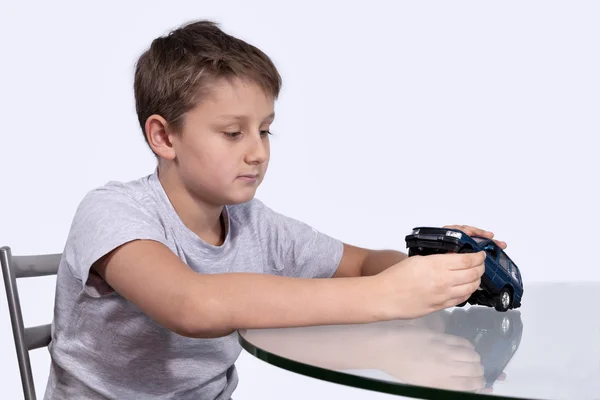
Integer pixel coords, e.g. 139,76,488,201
405,227,523,312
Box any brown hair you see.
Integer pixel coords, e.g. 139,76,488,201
133,20,282,153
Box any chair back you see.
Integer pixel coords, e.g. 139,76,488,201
1,246,61,400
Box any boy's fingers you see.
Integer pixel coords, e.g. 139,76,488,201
449,279,481,300
450,264,484,286
440,251,486,270
443,225,494,238
494,239,507,249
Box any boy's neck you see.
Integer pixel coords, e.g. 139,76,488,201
157,165,226,246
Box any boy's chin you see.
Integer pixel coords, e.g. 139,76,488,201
223,189,258,205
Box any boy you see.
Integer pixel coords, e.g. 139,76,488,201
44,19,504,400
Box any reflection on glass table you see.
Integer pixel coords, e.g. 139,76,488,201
445,307,522,390
239,283,600,400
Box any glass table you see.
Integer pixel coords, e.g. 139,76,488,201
238,283,600,399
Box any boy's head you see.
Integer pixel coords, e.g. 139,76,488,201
133,20,281,206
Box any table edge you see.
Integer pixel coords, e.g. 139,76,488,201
237,329,538,400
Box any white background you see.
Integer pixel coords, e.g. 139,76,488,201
1,0,598,398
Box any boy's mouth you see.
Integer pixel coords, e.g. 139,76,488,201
237,173,259,182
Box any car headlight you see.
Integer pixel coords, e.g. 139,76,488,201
446,230,462,239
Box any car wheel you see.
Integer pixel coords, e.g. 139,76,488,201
494,287,512,312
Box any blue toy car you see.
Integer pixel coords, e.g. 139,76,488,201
405,227,523,312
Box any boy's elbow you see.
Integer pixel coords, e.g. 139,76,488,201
173,297,235,339
174,322,236,339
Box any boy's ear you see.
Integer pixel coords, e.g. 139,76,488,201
145,114,176,160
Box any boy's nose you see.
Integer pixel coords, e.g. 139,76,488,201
244,134,269,164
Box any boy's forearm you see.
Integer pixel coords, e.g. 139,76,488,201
182,273,381,338
360,250,408,276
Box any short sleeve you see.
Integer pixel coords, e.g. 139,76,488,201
256,201,344,279
63,184,170,297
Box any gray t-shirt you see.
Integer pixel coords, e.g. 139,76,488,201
44,170,344,400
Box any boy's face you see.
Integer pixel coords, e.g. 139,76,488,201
168,77,274,206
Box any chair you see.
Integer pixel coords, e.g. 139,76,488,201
1,246,61,400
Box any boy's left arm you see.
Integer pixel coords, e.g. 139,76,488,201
332,225,507,278
332,244,406,278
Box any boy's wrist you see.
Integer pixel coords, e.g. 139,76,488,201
360,250,408,276
357,274,395,322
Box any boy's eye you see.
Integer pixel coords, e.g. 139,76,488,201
223,131,272,139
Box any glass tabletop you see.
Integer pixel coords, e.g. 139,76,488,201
238,282,600,399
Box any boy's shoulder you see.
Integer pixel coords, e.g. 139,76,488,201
74,172,180,226
68,172,166,239
80,174,155,206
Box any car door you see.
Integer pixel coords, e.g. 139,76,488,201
496,251,512,288
482,241,500,282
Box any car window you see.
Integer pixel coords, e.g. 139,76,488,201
499,252,510,272
483,243,499,260
510,261,522,284
511,267,520,282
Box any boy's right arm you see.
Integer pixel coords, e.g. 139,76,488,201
93,239,485,338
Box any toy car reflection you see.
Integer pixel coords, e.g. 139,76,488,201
445,307,523,388
405,227,524,311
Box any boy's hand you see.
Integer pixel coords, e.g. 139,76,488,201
443,224,507,249
373,251,486,319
